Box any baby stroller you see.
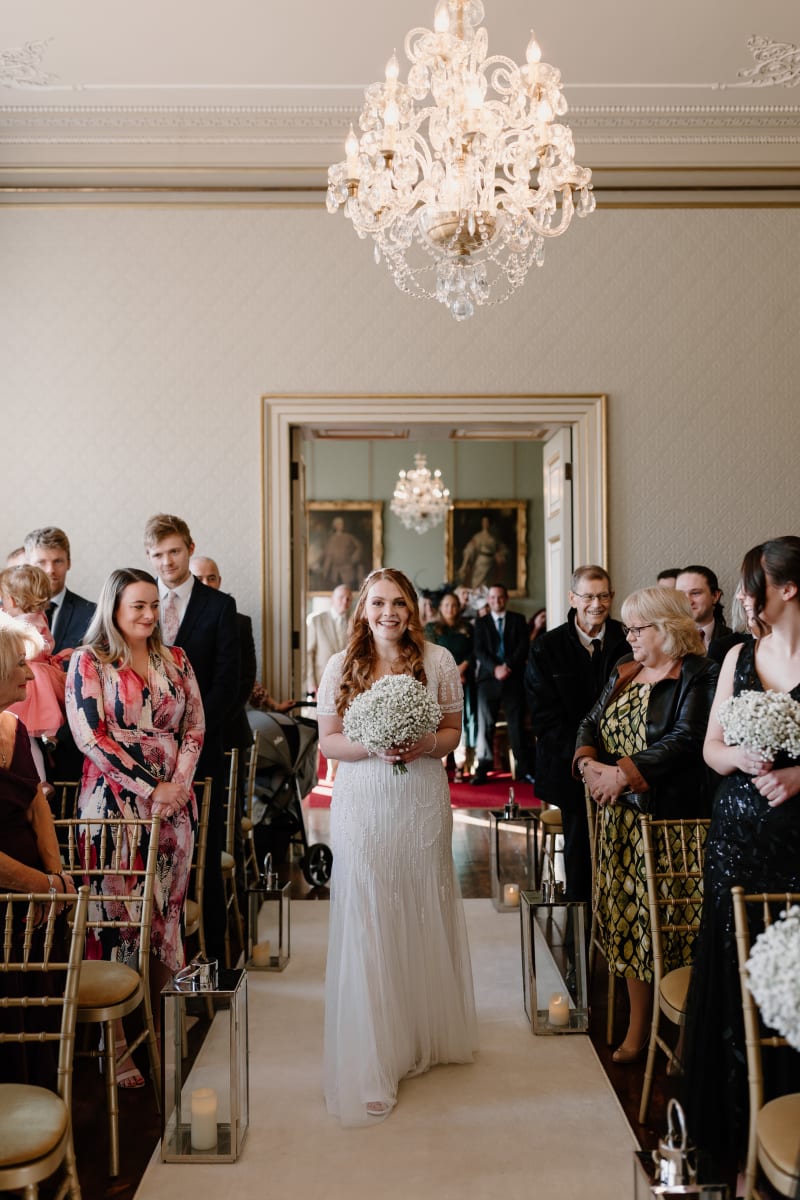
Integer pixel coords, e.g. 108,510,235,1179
247,705,333,886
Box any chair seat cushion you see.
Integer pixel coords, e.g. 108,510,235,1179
221,851,235,872
758,1093,800,1181
186,898,199,932
540,808,562,829
240,817,253,832
78,959,140,1009
0,1084,68,1166
660,965,690,1016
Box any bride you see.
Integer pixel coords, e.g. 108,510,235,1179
317,568,478,1126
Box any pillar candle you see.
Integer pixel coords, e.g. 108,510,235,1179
548,992,570,1028
503,883,520,906
251,940,272,967
190,1087,218,1150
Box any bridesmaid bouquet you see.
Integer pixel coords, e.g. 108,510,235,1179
717,689,800,759
746,905,800,1051
343,675,442,775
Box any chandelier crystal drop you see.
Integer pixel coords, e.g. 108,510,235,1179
327,0,595,321
391,454,451,535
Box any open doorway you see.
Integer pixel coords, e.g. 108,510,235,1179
261,394,607,694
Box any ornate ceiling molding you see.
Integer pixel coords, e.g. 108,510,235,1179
0,40,59,89
736,36,800,89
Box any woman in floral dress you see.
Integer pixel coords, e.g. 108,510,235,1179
66,567,204,1086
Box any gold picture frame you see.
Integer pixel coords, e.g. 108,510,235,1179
306,500,383,597
445,500,527,598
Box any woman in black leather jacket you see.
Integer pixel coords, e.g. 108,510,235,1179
572,587,718,1063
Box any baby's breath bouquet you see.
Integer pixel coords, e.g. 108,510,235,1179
342,675,442,775
746,905,800,1051
718,690,800,759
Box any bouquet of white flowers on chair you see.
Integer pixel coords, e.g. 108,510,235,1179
342,675,442,775
746,905,800,1051
717,689,800,759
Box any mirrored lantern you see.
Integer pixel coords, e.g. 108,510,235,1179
520,890,589,1033
489,794,539,912
161,967,249,1162
633,1099,730,1198
247,855,291,971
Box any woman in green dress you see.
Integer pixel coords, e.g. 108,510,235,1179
425,591,475,780
573,587,718,1063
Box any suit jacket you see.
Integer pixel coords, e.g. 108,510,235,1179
52,589,95,655
525,609,629,804
223,611,257,751
305,608,349,694
473,609,528,688
174,580,240,744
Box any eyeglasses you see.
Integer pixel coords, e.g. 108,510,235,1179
622,624,654,638
573,592,612,602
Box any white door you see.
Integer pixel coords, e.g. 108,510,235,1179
542,426,573,627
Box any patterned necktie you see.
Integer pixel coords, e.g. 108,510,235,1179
497,616,505,661
162,591,180,645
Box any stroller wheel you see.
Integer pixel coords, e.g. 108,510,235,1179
302,842,333,886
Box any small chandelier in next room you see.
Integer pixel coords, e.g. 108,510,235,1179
391,454,451,535
327,0,595,321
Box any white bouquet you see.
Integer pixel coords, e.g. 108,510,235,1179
746,905,800,1051
342,674,442,775
717,689,800,759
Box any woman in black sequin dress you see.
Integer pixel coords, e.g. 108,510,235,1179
684,537,800,1166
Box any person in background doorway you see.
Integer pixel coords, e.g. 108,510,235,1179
471,585,529,785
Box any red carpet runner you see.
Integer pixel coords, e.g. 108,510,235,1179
307,765,542,811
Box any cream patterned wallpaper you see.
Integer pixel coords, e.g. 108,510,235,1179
3,205,799,677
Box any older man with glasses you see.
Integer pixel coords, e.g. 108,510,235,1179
525,565,628,903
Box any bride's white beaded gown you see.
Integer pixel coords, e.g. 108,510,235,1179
317,642,478,1127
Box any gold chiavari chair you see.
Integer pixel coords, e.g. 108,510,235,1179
54,815,161,1177
732,887,800,1200
221,749,245,967
638,814,709,1124
240,732,260,888
0,886,89,1200
586,792,617,1046
184,778,214,1023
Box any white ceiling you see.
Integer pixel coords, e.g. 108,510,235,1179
2,0,800,197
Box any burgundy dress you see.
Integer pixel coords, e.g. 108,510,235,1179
0,718,61,1084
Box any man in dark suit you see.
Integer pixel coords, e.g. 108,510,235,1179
24,526,95,654
145,515,240,964
471,584,530,784
525,565,628,902
24,526,96,782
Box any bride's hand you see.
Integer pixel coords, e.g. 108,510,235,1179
398,733,439,765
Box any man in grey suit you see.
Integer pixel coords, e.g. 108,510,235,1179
24,526,95,654
304,584,352,697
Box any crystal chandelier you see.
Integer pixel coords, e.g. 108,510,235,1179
391,454,451,534
327,0,595,321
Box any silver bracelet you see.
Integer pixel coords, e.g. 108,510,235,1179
429,733,438,757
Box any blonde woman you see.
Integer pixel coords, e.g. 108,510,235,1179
573,587,718,1063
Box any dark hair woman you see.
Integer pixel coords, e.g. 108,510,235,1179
317,568,477,1127
425,590,476,780
65,567,204,1087
684,536,800,1174
573,586,718,1064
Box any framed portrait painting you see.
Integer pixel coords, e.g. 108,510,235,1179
445,500,527,598
306,501,383,597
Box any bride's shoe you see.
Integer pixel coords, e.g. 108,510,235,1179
366,1101,391,1117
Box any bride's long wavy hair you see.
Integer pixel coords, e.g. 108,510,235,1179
335,568,427,715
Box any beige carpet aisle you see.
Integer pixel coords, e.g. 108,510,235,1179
135,899,637,1200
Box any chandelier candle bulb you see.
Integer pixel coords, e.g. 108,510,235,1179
548,992,570,1027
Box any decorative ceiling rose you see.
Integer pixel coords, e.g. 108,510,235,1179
391,454,451,534
327,0,594,320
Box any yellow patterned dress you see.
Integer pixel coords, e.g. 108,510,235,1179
594,683,703,982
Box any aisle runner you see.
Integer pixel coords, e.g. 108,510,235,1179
135,902,635,1200
308,767,542,811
